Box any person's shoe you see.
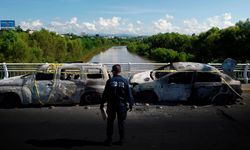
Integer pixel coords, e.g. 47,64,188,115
104,139,112,146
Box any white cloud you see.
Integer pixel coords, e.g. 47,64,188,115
122,23,137,34
206,13,234,28
50,21,64,27
94,17,144,34
20,16,142,35
136,20,142,24
19,13,236,35
20,20,43,30
32,20,43,27
98,17,121,27
69,17,77,24
182,13,234,34
47,17,97,33
46,17,138,34
153,14,179,33
151,13,234,34
82,22,96,31
182,18,208,34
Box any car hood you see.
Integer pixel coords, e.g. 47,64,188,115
0,76,24,86
129,70,153,84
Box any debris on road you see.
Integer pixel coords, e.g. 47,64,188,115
48,106,55,109
191,105,198,109
84,106,91,109
135,107,147,111
156,106,163,109
240,102,246,105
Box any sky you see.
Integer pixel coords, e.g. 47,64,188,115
0,0,249,35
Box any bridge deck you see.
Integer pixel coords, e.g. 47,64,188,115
242,84,250,92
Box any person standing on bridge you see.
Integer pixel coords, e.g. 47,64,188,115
100,64,134,146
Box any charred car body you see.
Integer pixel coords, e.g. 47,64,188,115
130,62,220,85
0,63,109,107
131,61,242,104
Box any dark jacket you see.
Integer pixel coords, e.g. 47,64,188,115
101,75,134,112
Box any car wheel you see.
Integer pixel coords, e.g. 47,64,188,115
1,93,21,108
80,93,101,105
213,94,234,105
135,91,158,104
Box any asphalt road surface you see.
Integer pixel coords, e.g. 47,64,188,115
0,94,250,150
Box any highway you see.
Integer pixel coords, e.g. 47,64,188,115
0,93,250,150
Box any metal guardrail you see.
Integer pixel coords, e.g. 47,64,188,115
207,63,250,83
1,62,250,83
0,63,46,79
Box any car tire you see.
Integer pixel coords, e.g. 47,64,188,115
213,94,235,105
80,92,101,105
1,93,21,108
135,91,158,104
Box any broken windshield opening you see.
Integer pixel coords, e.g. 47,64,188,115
168,72,194,84
35,72,54,81
60,68,81,80
86,68,103,79
151,64,172,79
196,72,221,82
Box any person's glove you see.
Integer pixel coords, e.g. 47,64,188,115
100,104,104,110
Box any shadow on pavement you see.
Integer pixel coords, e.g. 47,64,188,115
25,138,104,148
136,99,240,106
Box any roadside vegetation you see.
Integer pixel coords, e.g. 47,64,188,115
127,19,250,63
0,19,249,63
0,28,119,62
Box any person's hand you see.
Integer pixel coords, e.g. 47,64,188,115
100,104,104,110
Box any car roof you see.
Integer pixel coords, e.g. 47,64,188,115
61,63,104,68
172,62,219,72
163,70,233,81
38,63,105,71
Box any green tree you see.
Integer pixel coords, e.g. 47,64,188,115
150,48,178,62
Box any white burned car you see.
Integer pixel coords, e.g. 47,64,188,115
130,62,220,85
132,62,242,104
0,63,110,107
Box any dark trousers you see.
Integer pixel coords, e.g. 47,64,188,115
106,110,127,141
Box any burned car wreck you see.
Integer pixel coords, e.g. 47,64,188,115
130,62,220,85
131,62,242,104
0,63,109,107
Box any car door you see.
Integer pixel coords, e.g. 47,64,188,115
192,72,222,101
31,72,54,104
79,67,106,104
84,67,106,93
53,67,83,104
159,72,194,101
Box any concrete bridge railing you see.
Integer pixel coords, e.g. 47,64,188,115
1,62,250,83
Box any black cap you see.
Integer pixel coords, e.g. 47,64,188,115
111,64,121,72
